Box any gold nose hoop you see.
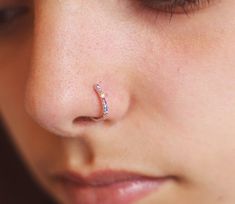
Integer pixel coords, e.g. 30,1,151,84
91,83,109,122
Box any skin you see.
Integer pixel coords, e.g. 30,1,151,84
0,0,235,203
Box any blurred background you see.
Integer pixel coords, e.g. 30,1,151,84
0,120,57,204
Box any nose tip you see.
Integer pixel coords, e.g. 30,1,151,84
24,78,130,138
24,81,100,137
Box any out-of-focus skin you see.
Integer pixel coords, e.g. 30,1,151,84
0,0,235,203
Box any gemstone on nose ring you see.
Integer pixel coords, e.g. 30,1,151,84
91,83,109,121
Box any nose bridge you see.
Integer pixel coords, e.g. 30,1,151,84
33,1,86,74
33,1,110,65
30,1,114,89
24,1,131,137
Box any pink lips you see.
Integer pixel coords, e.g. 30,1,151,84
55,170,171,204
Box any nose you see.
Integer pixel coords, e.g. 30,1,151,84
24,2,130,137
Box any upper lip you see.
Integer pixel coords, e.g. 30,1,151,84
53,170,173,187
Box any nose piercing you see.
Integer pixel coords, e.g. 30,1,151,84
91,83,109,122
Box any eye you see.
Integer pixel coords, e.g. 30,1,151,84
0,5,30,31
140,0,212,15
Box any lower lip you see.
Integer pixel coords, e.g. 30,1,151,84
62,179,167,204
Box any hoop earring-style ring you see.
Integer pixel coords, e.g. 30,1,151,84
91,83,109,122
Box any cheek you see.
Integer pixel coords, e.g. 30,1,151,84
0,53,61,183
0,38,43,165
0,40,30,110
134,13,235,181
168,23,235,135
0,31,33,104
139,14,235,134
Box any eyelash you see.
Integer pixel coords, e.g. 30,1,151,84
140,0,212,16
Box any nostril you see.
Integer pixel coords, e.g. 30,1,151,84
73,116,94,125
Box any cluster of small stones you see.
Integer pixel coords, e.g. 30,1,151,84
94,83,109,116
102,99,109,115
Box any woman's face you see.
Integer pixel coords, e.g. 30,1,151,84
0,0,235,203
